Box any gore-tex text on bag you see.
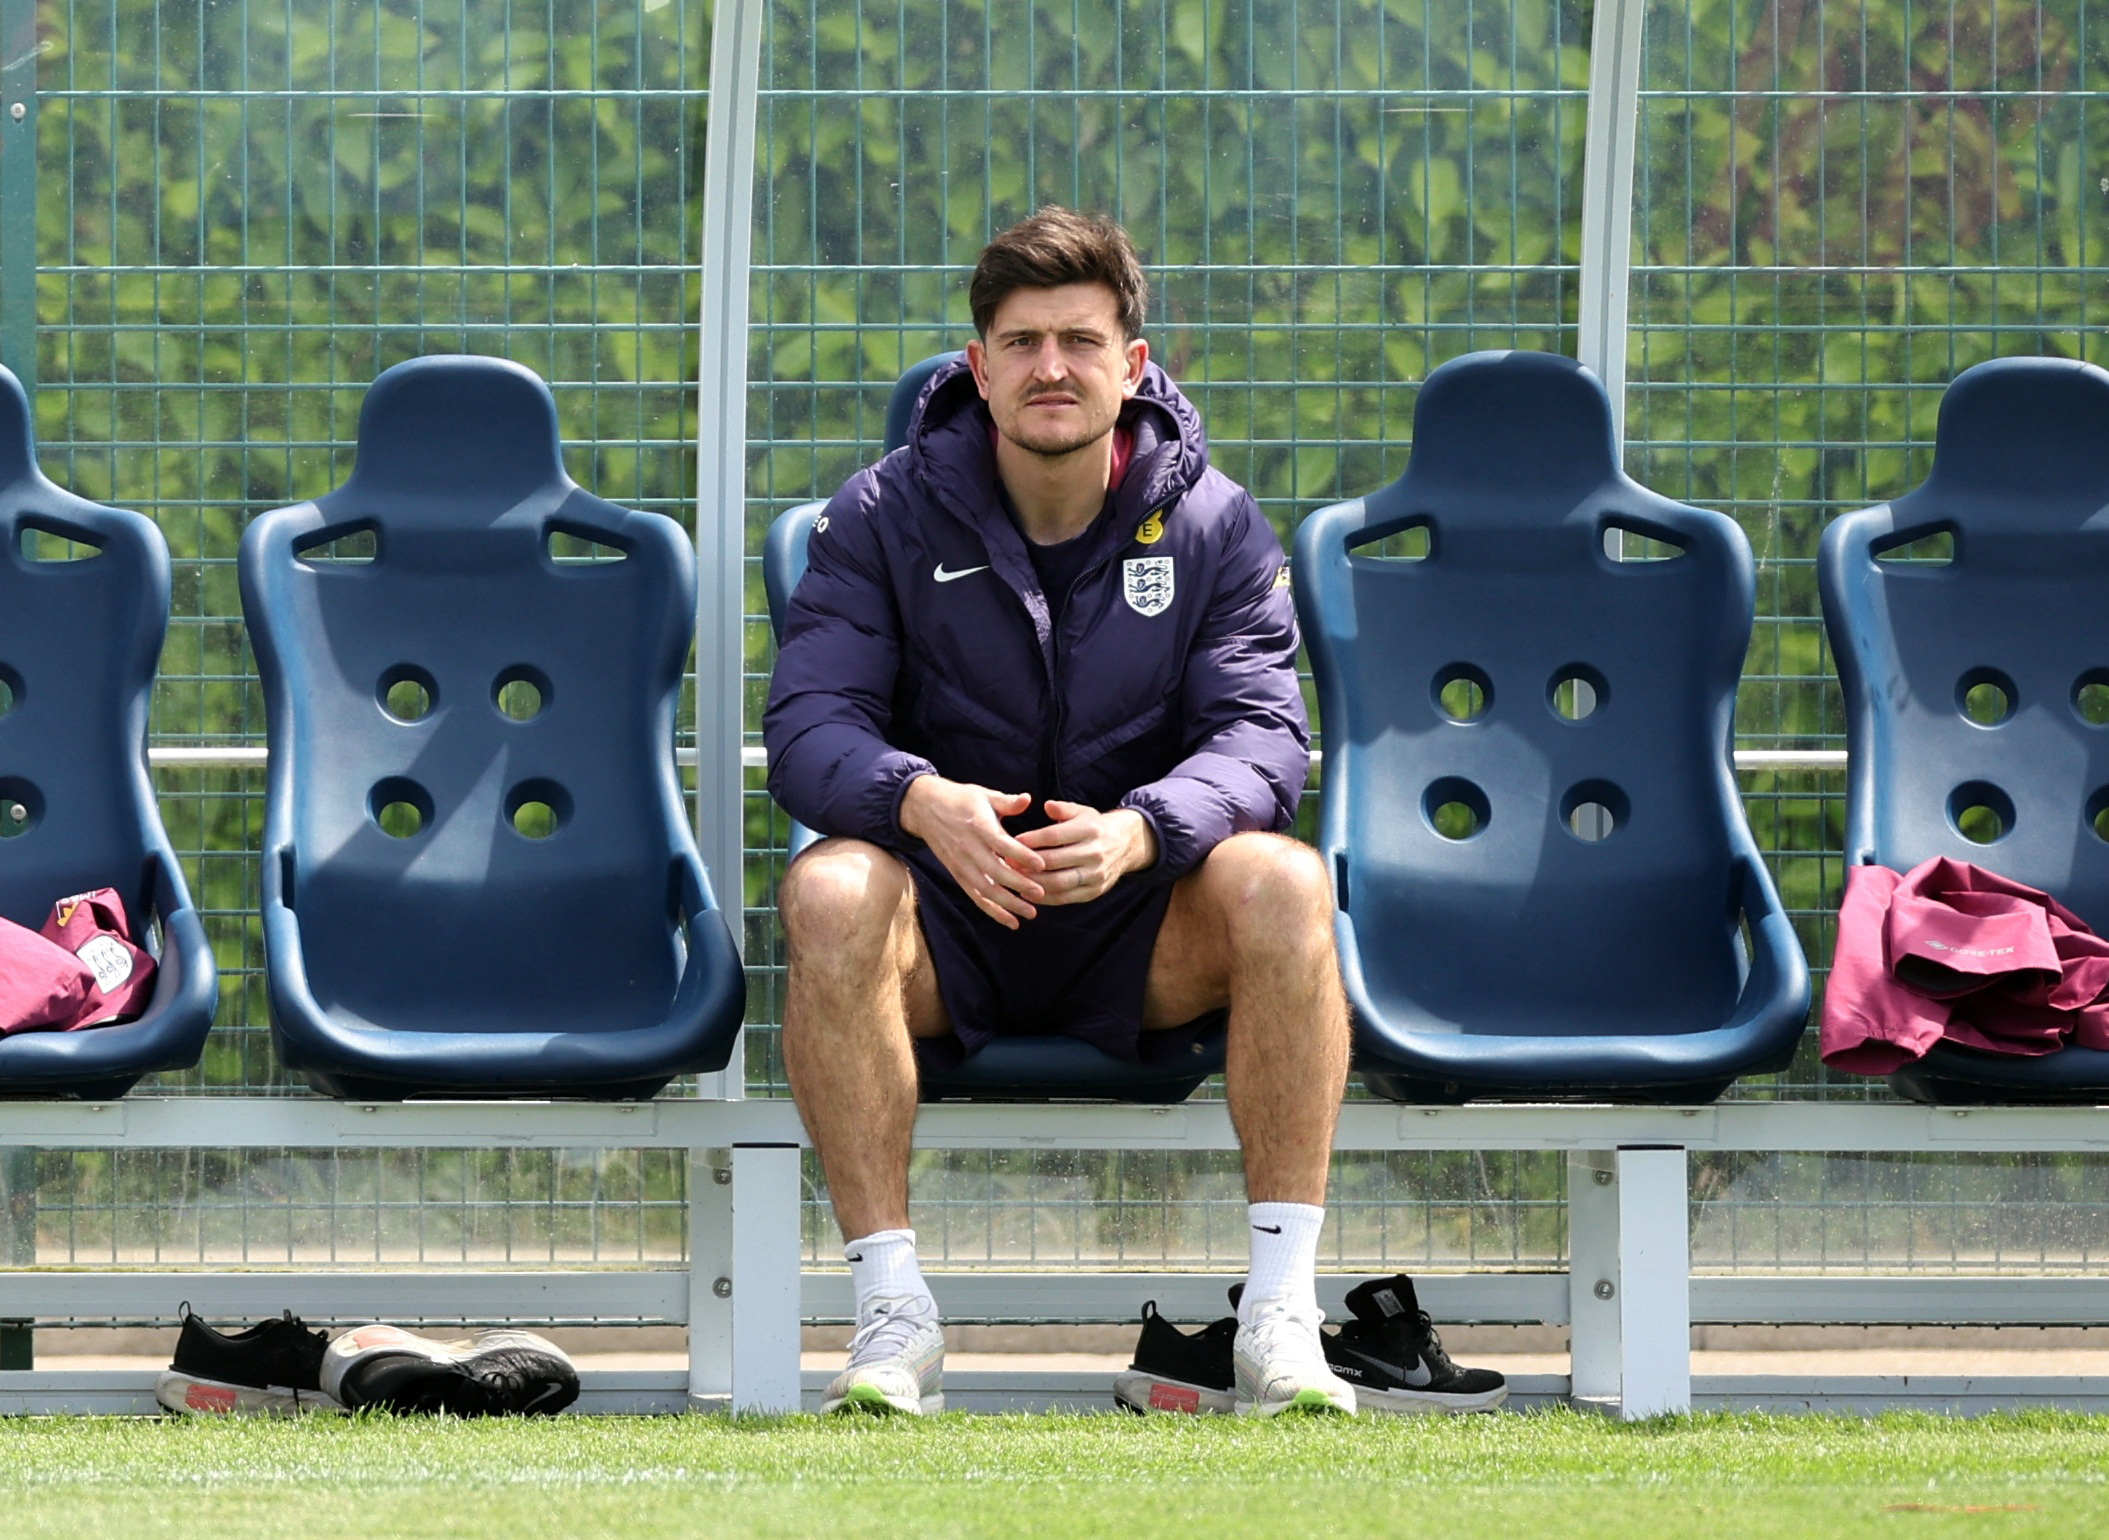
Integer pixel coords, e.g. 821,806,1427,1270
41,888,156,1028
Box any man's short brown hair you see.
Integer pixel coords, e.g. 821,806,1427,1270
970,207,1148,341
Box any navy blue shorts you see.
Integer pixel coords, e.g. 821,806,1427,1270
905,850,1217,1072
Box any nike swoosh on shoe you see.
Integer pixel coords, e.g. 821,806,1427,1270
933,564,989,583
515,1382,573,1415
1330,1340,1434,1389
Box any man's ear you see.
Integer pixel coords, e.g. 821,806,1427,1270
1122,336,1148,398
965,339,992,399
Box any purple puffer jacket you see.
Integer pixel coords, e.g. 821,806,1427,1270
763,357,1308,881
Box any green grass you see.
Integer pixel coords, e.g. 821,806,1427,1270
4,1411,2106,1538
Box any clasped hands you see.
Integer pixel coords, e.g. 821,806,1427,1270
898,774,1158,930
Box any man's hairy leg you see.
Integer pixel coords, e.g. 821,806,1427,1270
778,839,950,1241
1147,834,1354,1411
1144,833,1350,1205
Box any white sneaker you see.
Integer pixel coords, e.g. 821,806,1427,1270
822,1294,944,1415
154,1370,344,1417
1234,1300,1356,1417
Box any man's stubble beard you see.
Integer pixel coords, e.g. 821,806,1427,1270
999,414,1115,462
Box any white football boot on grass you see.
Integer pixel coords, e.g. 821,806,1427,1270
822,1294,944,1415
1234,1299,1357,1417
320,1323,580,1416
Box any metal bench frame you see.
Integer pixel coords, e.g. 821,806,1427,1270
9,1098,2109,1418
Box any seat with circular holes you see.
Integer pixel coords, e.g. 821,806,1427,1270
763,352,1228,1103
1821,355,2109,1104
1295,349,1810,1103
238,356,743,1098
0,363,218,1098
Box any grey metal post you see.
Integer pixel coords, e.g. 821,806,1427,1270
0,0,33,1370
687,1146,734,1407
693,0,764,891
691,0,766,1102
1575,0,1647,450
1566,1150,1620,1406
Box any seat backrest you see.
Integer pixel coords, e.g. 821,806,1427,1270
1297,350,1760,1037
0,364,178,932
241,356,699,1034
1821,356,2109,927
763,501,825,647
883,352,962,456
764,352,963,642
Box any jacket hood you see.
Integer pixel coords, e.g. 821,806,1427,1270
906,355,1209,527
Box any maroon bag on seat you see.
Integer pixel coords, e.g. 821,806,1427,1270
42,887,156,1028
0,914,96,1035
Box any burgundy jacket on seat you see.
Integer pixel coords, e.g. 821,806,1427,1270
1820,856,2109,1075
763,357,1308,880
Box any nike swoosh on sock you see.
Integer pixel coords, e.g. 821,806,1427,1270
1252,1224,1283,1234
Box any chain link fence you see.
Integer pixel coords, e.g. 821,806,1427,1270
3,0,2107,1293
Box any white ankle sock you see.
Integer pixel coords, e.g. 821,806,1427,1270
845,1228,934,1320
1241,1202,1325,1321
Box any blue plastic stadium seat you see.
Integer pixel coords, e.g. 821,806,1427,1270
1296,350,1810,1103
239,356,743,1099
1820,355,2109,1105
765,353,1227,1102
0,364,217,1099
761,352,961,680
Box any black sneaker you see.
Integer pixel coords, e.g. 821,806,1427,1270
1113,1300,1236,1415
155,1305,340,1416
1327,1275,1508,1414
321,1324,580,1416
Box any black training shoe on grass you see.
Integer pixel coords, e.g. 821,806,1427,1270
322,1323,580,1416
1114,1300,1236,1415
1325,1275,1508,1414
155,1305,341,1416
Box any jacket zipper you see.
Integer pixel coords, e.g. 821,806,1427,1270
1046,591,1069,802
1045,541,1126,804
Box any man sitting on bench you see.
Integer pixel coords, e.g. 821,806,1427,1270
764,207,1354,1417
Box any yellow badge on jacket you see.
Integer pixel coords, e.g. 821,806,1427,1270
1135,509,1166,545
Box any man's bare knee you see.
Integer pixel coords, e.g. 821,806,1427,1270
779,838,912,957
1149,835,1335,1025
1202,834,1335,955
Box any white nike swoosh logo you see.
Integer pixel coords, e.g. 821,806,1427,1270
933,563,989,583
1332,1341,1434,1388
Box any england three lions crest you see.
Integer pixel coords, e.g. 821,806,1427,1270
1123,556,1175,617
